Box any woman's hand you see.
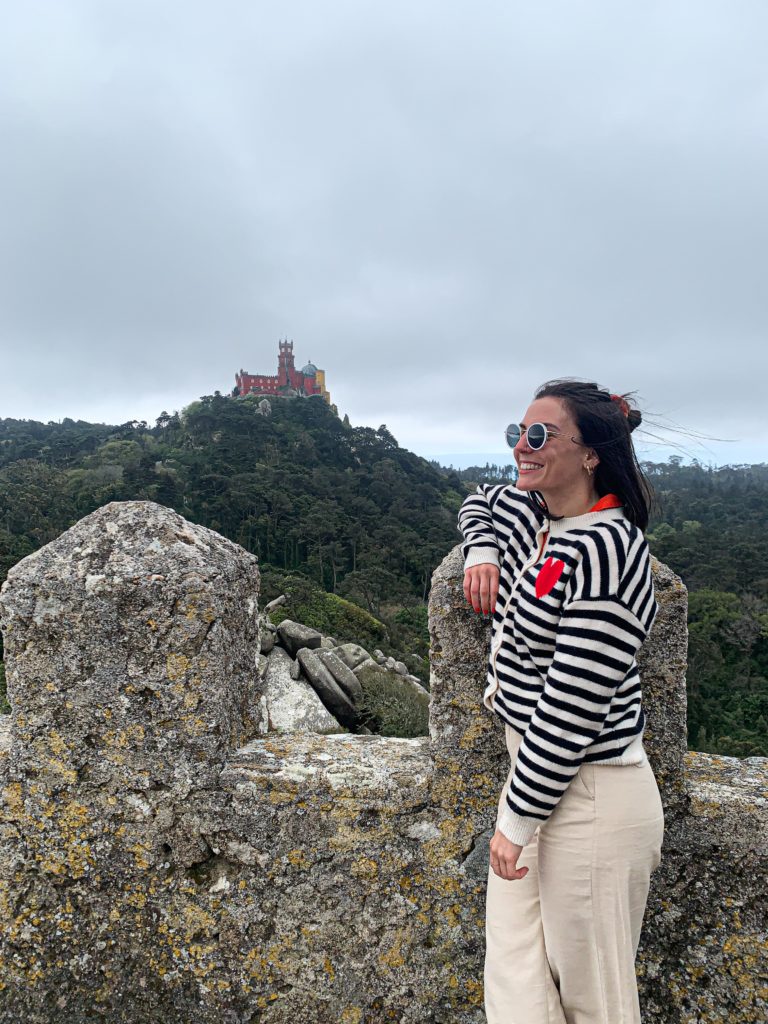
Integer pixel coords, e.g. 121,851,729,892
463,563,500,615
489,829,529,881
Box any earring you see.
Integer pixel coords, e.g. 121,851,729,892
584,463,593,476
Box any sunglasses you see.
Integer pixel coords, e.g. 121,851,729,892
505,422,567,451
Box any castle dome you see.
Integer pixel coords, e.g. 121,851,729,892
301,361,318,376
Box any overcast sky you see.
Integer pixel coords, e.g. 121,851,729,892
1,1,766,467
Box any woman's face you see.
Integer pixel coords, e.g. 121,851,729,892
512,396,595,495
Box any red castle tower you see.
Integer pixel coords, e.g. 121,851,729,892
234,339,331,404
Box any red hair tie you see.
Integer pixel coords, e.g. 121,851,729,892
610,394,630,418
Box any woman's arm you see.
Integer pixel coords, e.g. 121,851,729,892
457,482,541,563
457,484,503,569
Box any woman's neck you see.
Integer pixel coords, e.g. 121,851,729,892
539,485,601,519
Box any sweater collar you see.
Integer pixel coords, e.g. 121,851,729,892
589,492,623,511
535,492,626,536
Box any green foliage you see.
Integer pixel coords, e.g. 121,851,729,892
355,665,429,738
388,604,431,663
261,569,389,651
685,589,768,756
642,459,768,596
1,404,767,754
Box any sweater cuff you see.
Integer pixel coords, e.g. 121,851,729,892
463,546,500,571
496,804,539,847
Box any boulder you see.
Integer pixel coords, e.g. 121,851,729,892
393,660,408,676
352,657,380,677
333,642,372,671
405,675,430,697
260,629,276,654
317,650,364,704
276,619,323,657
263,648,340,733
289,658,302,681
297,648,359,731
406,674,430,696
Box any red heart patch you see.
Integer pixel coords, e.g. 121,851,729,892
536,557,565,598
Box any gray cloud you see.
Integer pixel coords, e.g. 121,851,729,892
0,1,766,465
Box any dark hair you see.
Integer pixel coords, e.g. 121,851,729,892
525,378,656,532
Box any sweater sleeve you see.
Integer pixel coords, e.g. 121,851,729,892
457,483,542,571
496,585,658,847
457,484,502,569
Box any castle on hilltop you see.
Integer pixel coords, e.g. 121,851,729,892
233,340,331,405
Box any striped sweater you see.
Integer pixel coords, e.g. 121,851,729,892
458,482,658,846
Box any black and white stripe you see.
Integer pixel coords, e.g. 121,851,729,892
457,483,658,846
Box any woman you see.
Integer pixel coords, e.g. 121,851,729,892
458,379,665,1024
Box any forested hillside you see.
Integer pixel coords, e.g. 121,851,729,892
0,393,464,700
1,396,766,756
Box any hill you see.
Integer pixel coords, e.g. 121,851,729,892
1,398,766,755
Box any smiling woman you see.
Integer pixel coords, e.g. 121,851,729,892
458,378,664,1024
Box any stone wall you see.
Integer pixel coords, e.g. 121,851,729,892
0,501,765,1023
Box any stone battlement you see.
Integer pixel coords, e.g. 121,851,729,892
0,502,765,1023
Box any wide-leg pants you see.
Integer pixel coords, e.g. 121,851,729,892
484,724,665,1024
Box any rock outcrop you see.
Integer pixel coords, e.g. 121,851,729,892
259,616,429,737
0,501,764,1023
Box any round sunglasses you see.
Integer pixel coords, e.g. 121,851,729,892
505,422,570,450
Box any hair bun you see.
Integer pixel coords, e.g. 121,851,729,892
626,408,642,433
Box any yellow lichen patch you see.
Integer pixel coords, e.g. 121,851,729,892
168,902,219,944
340,1007,363,1023
464,976,484,1006
444,903,464,929
166,652,192,681
242,936,295,982
422,821,468,867
178,593,217,625
430,772,465,809
268,790,296,806
286,849,311,870
147,618,158,631
59,799,90,830
128,843,152,870
262,738,294,757
27,797,96,879
183,690,200,710
350,857,379,880
689,795,724,817
2,782,23,814
458,718,486,750
378,927,413,970
30,730,77,783
324,956,335,981
182,716,209,738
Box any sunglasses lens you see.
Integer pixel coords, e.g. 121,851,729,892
527,423,547,449
505,424,521,448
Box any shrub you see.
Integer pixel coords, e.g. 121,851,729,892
355,665,429,738
261,569,389,651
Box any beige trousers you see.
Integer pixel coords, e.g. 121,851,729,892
484,724,665,1024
